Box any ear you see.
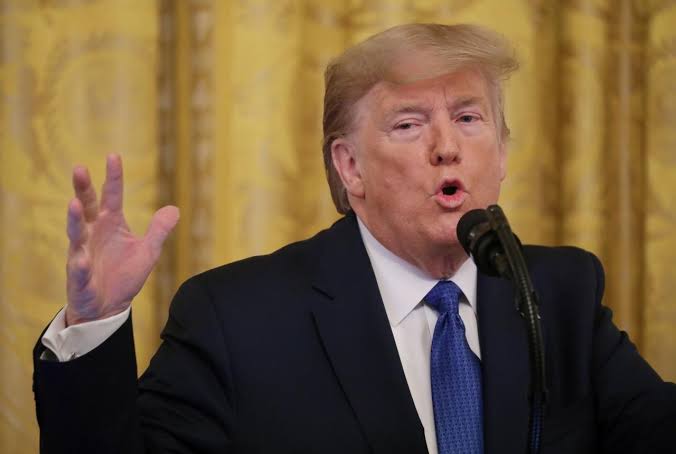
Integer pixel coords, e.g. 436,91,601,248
331,137,365,199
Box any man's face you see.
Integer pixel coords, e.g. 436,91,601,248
336,68,506,271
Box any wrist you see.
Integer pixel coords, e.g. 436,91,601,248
65,303,130,327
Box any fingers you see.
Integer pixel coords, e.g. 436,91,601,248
72,165,99,222
66,249,92,292
66,198,88,250
100,153,124,213
145,205,180,258
66,198,92,295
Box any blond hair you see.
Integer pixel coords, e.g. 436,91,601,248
322,23,519,214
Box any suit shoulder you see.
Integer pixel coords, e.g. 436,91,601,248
194,234,318,289
181,216,350,296
523,244,601,270
522,244,605,302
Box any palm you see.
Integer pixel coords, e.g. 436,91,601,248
71,212,150,318
66,155,179,325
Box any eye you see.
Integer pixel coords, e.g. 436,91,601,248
395,122,416,130
457,114,477,123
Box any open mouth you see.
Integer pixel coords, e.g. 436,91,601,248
435,179,465,207
442,184,459,196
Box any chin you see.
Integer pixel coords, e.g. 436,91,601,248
427,227,459,248
439,214,461,236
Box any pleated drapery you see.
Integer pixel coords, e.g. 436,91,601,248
1,0,674,451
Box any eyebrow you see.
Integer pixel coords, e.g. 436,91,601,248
383,103,433,121
384,96,488,121
449,96,486,112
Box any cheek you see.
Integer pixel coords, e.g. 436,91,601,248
477,161,504,201
465,140,504,187
364,163,406,201
365,148,418,189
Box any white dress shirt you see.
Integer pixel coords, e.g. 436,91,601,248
357,218,480,454
41,305,130,362
42,218,480,454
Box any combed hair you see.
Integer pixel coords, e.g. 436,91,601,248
322,23,519,214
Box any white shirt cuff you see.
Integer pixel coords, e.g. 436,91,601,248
41,306,131,362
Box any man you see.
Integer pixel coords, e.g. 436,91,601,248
34,24,676,453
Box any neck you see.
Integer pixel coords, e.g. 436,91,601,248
399,242,468,279
356,214,468,279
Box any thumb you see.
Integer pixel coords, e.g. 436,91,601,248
145,205,180,257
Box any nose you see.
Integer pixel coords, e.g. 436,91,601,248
430,119,460,166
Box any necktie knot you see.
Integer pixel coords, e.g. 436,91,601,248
425,280,462,315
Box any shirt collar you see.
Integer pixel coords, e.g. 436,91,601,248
357,217,478,327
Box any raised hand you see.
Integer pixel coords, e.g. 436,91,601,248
65,154,179,326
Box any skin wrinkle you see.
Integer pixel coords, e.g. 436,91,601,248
379,96,488,128
386,52,506,143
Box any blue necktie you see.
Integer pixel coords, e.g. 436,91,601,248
427,281,484,454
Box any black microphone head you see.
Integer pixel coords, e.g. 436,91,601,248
457,209,490,256
457,208,502,277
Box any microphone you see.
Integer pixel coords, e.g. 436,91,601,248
457,208,516,279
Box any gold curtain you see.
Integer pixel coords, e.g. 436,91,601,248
1,0,674,450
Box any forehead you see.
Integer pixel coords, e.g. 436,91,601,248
385,48,462,83
363,68,492,116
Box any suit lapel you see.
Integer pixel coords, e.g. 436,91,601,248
477,273,530,453
310,214,428,453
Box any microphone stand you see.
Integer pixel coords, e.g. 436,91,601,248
485,205,548,454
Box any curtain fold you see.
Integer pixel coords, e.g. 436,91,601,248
0,1,161,451
1,0,674,450
643,0,676,378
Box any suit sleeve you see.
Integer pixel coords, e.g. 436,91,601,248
33,275,235,453
588,252,676,453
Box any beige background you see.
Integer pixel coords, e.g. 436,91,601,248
1,0,675,450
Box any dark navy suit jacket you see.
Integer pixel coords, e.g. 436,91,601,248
33,213,676,453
